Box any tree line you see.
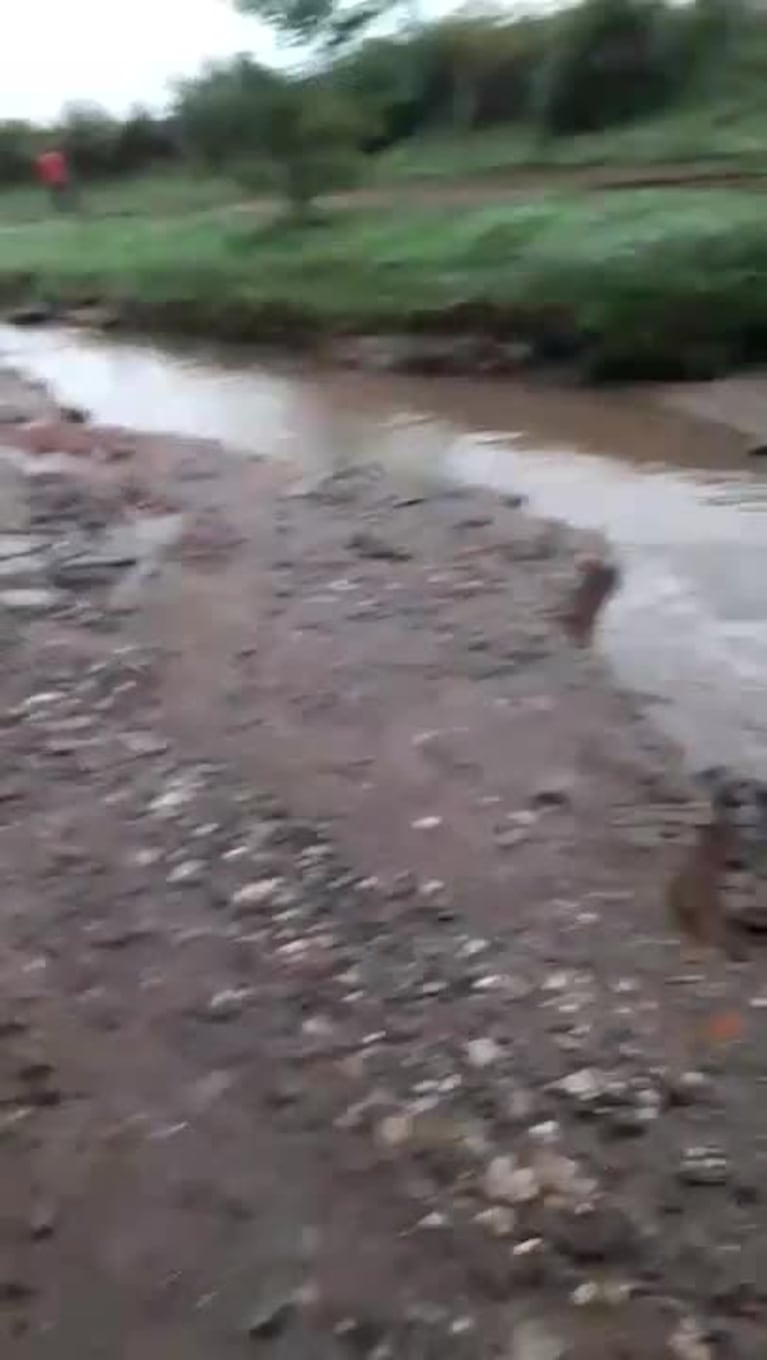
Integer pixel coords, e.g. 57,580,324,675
0,1,758,197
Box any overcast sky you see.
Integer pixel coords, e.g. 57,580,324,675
0,0,281,122
1,0,556,122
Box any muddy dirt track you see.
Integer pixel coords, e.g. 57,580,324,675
1,366,767,1360
232,161,767,224
5,159,766,233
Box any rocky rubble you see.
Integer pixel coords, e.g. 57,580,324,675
1,367,767,1357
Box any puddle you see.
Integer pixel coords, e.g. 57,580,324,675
2,323,765,776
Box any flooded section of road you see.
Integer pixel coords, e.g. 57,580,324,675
2,322,765,776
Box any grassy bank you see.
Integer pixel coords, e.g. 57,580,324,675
376,104,767,185
0,171,242,226
2,189,767,379
4,100,767,229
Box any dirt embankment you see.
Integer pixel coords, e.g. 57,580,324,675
1,371,767,1360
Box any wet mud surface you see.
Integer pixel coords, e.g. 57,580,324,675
1,367,767,1358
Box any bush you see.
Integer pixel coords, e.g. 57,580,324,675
0,121,38,185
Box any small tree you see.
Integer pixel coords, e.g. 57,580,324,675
234,76,364,218
230,0,379,218
175,58,363,219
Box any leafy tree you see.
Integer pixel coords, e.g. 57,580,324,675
0,121,39,185
175,58,362,217
245,77,363,215
175,58,280,168
112,108,178,175
58,103,120,178
535,0,677,135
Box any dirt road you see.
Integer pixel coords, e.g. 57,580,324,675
0,369,766,1359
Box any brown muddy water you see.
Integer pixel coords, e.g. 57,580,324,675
2,322,767,778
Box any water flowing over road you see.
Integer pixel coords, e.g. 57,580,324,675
4,322,766,776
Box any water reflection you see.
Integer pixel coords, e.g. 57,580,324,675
1,323,765,775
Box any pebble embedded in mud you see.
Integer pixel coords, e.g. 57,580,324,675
669,1318,714,1360
167,859,204,885
377,1113,414,1149
465,1038,502,1069
678,1147,730,1186
483,1156,540,1205
475,1205,517,1237
231,878,286,911
244,1294,296,1340
509,1317,567,1360
204,987,252,1021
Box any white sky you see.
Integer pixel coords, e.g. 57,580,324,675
0,0,281,122
0,0,555,122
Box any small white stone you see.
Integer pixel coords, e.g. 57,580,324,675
223,843,249,860
534,1149,595,1200
420,878,446,897
475,1205,516,1237
439,1074,462,1094
206,987,251,1020
412,730,440,747
459,937,488,958
571,1282,599,1307
466,1037,502,1069
472,974,502,992
21,691,61,710
168,859,203,885
411,815,442,831
483,1156,539,1204
557,1068,603,1101
669,1318,713,1360
449,1317,475,1336
510,1318,565,1360
602,1279,634,1305
512,1237,543,1256
417,1211,448,1230
149,777,197,816
302,1015,334,1039
543,971,571,992
377,1113,412,1148
506,809,538,827
232,878,284,910
192,822,219,839
528,1120,560,1145
131,846,159,867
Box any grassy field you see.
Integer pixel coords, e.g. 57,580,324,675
1,188,767,378
4,98,767,230
0,171,242,226
375,104,767,183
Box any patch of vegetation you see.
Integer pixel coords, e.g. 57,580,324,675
2,1,766,214
374,103,767,184
3,190,767,378
0,171,243,226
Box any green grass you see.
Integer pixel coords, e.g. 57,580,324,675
375,102,767,183
3,188,767,377
0,170,242,226
2,98,766,231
